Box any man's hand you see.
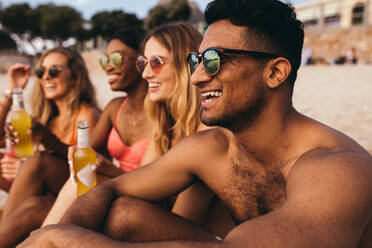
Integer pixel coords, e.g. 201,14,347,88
16,225,57,248
7,64,31,90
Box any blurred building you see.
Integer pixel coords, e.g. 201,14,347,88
295,0,372,64
296,0,371,29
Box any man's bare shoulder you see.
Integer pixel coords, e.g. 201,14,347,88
178,127,234,154
287,148,372,217
289,147,372,187
288,115,372,186
162,127,234,171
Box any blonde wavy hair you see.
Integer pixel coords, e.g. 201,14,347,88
143,22,202,155
31,47,97,132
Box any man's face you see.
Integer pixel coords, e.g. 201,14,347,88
191,20,267,130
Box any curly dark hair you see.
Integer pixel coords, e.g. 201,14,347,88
110,28,147,52
205,0,304,89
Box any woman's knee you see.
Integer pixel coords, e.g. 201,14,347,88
21,152,68,179
16,196,53,224
19,152,50,174
22,196,53,214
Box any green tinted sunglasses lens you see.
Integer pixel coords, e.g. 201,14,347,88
203,49,220,75
110,53,123,68
100,56,108,69
188,53,198,74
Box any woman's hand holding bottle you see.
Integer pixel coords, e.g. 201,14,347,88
0,155,21,181
7,64,31,90
0,129,21,182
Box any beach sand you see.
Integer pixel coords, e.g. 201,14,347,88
293,65,372,153
0,63,371,205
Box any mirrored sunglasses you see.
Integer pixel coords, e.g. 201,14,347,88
136,55,165,74
35,66,63,79
188,47,278,76
100,52,124,70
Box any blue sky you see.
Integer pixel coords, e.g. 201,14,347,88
1,0,309,19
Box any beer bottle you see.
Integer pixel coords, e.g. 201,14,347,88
11,88,34,158
73,120,96,196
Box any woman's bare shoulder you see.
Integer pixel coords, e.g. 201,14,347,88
77,103,101,123
102,97,127,112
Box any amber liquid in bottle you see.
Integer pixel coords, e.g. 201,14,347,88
73,121,96,196
11,88,34,158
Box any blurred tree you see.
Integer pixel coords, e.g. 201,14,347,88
90,10,143,48
0,3,84,54
37,4,83,43
0,30,17,50
0,3,40,52
0,3,36,35
147,0,190,29
147,5,168,29
75,22,93,51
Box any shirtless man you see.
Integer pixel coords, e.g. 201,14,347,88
19,0,372,247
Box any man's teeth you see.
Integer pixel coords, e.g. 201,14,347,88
201,91,222,97
149,82,161,87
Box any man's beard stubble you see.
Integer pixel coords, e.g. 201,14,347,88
201,83,266,132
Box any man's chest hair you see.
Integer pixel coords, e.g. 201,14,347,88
217,154,287,223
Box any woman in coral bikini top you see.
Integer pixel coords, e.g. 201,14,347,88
42,28,154,225
106,97,150,173
89,28,154,176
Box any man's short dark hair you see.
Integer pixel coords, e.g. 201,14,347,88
205,0,304,89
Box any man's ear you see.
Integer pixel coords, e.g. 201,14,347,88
265,57,292,89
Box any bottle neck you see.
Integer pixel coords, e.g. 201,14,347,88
12,93,25,111
77,127,90,148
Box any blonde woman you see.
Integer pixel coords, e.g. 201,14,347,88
139,22,203,162
136,21,234,237
0,47,100,247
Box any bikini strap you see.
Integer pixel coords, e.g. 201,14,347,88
114,98,128,127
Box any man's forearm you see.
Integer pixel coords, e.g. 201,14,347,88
47,225,220,248
59,180,117,230
50,225,123,248
18,224,124,248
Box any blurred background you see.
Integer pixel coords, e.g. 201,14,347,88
0,0,370,154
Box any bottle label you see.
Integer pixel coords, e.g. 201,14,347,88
76,164,95,187
12,88,25,111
